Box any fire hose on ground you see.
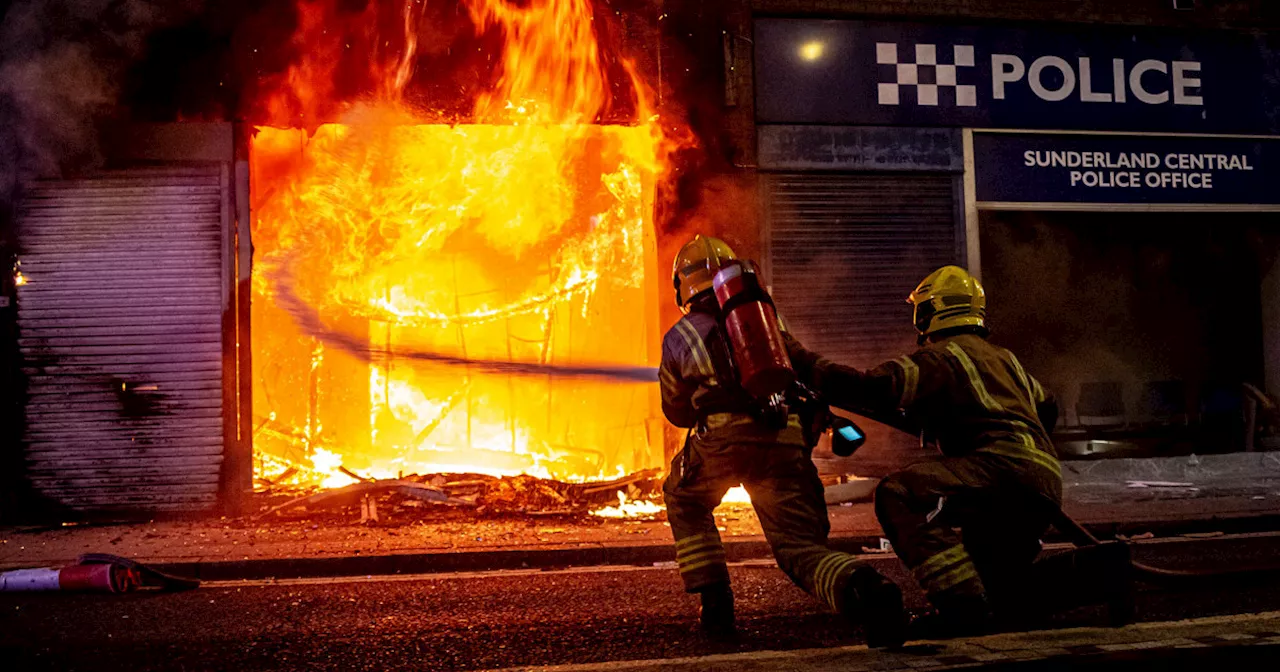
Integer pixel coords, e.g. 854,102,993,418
0,554,200,593
1046,503,1280,588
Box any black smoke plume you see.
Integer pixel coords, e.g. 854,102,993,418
0,0,205,197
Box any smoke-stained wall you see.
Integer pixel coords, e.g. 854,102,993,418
654,0,764,334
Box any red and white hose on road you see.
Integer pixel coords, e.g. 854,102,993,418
0,563,138,593
0,553,199,593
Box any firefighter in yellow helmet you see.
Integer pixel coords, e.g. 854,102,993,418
785,265,1061,637
660,235,907,646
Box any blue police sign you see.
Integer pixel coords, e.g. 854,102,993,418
973,133,1280,206
755,19,1280,135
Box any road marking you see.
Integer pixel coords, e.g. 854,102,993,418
201,558,784,589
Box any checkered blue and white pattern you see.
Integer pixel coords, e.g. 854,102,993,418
876,42,977,107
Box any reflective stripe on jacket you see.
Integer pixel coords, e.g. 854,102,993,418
659,303,804,446
789,333,1059,478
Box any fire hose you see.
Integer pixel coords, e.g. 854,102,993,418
267,261,659,383
1044,502,1280,589
0,554,200,593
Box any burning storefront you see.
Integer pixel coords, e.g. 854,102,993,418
5,0,708,517
247,0,670,492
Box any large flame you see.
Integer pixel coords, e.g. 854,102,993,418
251,0,671,487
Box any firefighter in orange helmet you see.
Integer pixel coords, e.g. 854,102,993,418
660,235,907,647
786,266,1062,637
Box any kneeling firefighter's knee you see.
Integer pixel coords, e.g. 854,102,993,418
874,475,909,515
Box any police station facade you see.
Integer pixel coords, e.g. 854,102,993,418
741,10,1280,459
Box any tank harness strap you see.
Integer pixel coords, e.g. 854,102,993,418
699,412,803,433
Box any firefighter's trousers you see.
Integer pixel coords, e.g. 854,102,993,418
874,447,1062,614
663,435,865,613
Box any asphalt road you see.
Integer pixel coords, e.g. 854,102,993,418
5,535,1280,671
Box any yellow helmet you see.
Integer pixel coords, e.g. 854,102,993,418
672,235,737,307
908,265,987,343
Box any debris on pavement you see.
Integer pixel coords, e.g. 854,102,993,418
255,469,666,523
861,538,894,554
822,478,878,505
1127,481,1198,489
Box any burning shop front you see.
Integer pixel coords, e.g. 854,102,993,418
751,15,1280,460
8,0,689,517
245,0,679,507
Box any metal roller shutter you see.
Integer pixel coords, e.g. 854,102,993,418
765,172,963,475
766,173,963,368
16,166,230,513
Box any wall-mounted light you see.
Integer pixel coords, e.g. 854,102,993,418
798,40,825,63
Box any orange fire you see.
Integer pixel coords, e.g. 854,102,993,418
250,0,675,488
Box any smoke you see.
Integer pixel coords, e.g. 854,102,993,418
0,0,204,197
665,174,757,250
982,211,1273,415
268,256,659,384
983,213,1155,406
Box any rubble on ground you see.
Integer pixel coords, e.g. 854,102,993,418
254,469,666,524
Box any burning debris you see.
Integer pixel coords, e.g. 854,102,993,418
590,491,665,519
255,466,666,523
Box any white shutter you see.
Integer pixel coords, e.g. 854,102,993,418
17,167,230,512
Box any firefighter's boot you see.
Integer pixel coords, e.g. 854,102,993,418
841,566,909,648
698,581,737,639
910,592,994,640
1026,541,1134,624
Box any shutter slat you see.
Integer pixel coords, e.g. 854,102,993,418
25,438,227,452
767,173,961,368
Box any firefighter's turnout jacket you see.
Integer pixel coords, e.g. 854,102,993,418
788,332,1061,607
659,297,865,613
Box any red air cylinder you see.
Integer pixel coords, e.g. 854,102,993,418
712,260,795,399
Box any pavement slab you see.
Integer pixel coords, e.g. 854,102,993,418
492,611,1280,671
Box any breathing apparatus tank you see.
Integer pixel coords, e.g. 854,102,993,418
711,260,795,400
